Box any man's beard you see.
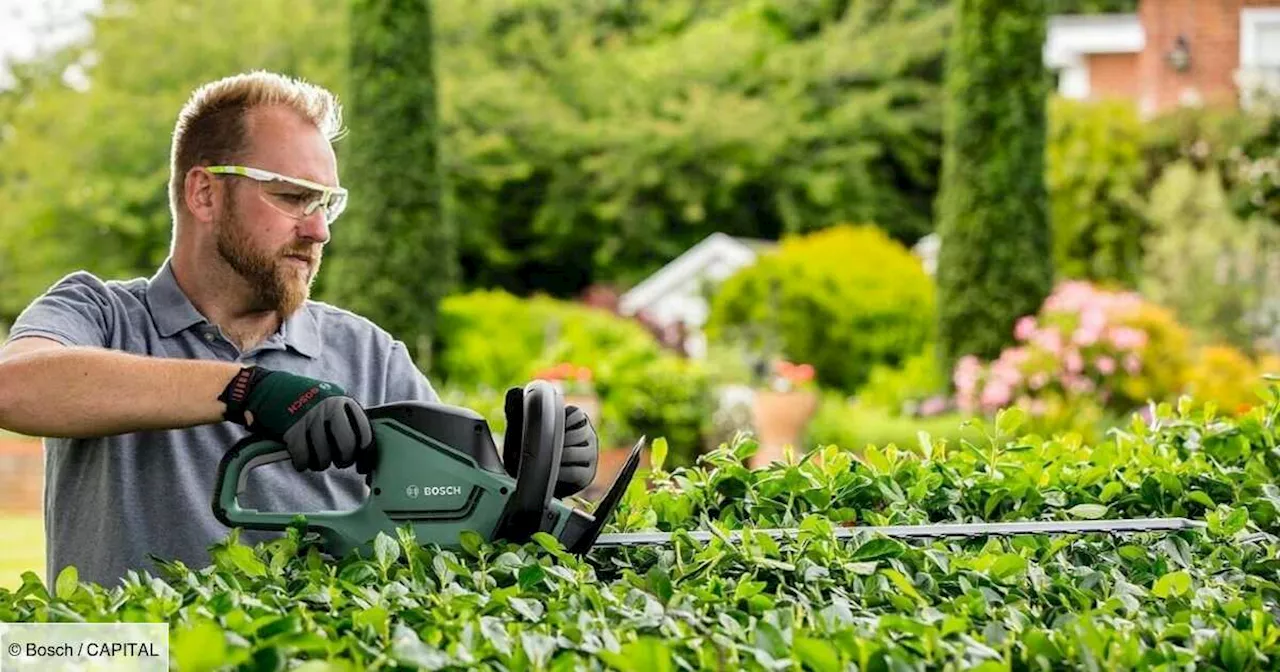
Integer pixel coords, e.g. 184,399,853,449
214,204,319,316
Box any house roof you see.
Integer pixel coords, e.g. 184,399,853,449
617,232,776,317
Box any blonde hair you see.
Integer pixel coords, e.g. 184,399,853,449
168,70,345,224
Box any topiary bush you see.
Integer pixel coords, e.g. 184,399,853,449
704,224,935,394
934,0,1054,375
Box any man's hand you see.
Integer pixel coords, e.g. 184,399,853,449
555,403,598,498
501,386,600,498
219,366,375,473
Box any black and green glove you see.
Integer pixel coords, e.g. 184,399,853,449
501,386,599,498
218,366,375,473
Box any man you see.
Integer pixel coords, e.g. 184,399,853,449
0,71,598,588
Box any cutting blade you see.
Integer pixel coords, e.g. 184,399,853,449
591,517,1206,548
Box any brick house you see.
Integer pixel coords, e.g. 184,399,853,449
1045,0,1280,116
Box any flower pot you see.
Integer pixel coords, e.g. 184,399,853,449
750,389,818,468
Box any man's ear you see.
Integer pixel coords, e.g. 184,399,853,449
184,166,219,224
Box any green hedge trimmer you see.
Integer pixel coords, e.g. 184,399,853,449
212,380,1205,560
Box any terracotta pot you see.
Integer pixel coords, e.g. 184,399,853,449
750,389,818,468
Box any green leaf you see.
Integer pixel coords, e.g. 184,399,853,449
996,406,1027,435
860,446,892,475
54,565,78,600
1066,504,1108,520
1152,571,1193,599
172,617,228,672
518,564,546,592
391,623,452,671
598,636,673,672
354,606,390,641
458,529,484,558
794,636,842,672
221,543,267,578
1099,482,1125,503
990,553,1027,581
851,538,906,562
374,533,401,572
646,565,674,604
650,437,669,473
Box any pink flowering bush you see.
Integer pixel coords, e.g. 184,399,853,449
954,281,1192,434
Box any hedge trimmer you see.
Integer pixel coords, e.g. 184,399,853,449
213,381,1206,559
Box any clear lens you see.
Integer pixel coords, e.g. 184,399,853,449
258,182,344,225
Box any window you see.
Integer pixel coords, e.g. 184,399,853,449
1239,8,1280,109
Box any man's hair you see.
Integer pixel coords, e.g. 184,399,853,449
168,70,345,225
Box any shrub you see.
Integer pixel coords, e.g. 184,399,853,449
1139,160,1280,352
705,224,935,394
434,289,715,460
857,343,948,416
953,280,1192,436
433,289,661,390
1046,97,1148,287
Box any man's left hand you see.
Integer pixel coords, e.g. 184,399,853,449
556,404,599,498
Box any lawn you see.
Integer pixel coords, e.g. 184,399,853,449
0,513,44,590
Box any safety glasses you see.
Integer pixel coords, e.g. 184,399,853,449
206,165,348,225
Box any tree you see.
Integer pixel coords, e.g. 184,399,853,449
322,0,456,368
934,0,1054,379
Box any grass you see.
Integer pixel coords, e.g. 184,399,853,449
0,513,44,590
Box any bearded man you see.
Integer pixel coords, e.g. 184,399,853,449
0,71,598,587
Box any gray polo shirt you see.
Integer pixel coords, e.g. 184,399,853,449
3,259,441,588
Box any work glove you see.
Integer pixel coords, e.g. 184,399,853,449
218,365,375,473
556,403,599,498
502,387,599,498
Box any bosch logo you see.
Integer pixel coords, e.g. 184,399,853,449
405,485,463,498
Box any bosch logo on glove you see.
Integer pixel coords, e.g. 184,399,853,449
405,485,464,498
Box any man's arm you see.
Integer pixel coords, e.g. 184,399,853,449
0,337,241,438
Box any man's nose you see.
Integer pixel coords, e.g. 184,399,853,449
297,208,331,244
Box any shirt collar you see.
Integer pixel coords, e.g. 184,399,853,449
146,258,322,359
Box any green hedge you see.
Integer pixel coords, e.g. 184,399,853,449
7,387,1280,670
705,224,935,394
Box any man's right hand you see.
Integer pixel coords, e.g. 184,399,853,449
218,366,375,473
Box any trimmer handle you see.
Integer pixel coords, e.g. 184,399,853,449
494,379,565,543
212,435,356,537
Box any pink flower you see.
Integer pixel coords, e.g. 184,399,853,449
1032,329,1063,356
1029,371,1050,390
1108,327,1148,351
1080,307,1107,334
1072,327,1100,347
1065,349,1084,374
1095,356,1116,375
1014,316,1037,341
981,380,1012,409
920,396,948,416
953,355,983,393
1124,354,1141,374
